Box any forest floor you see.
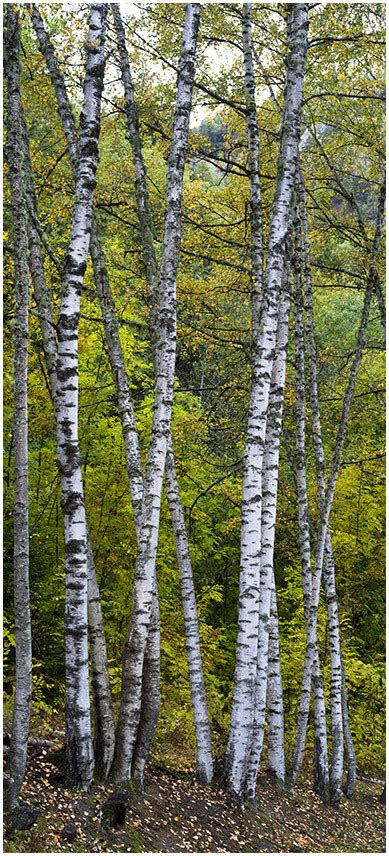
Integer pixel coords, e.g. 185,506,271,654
3,735,386,853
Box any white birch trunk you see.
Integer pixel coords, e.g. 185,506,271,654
30,5,116,780
113,4,201,784
26,148,115,784
90,231,161,791
293,258,376,800
266,582,285,784
226,3,308,801
165,443,214,784
36,3,205,785
300,167,385,801
4,7,32,811
321,542,343,802
290,203,329,797
341,656,357,798
299,170,343,801
241,2,264,338
110,4,158,296
86,531,116,779
245,274,291,800
226,5,266,788
30,6,79,168
112,3,213,784
54,4,108,787
132,576,161,789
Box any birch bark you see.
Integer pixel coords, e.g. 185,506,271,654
22,106,115,782
292,240,377,800
90,230,161,789
341,655,357,798
113,3,201,784
33,2,209,785
4,7,32,811
111,2,213,785
30,4,116,780
290,206,329,796
226,3,308,801
241,2,264,338
165,442,214,784
293,261,340,793
245,269,291,800
266,583,285,784
300,167,384,801
52,3,108,787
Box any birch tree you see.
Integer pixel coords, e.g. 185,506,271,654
30,3,116,780
291,214,381,799
297,172,342,801
4,6,32,812
32,1,211,786
111,2,213,786
266,584,285,784
289,161,385,798
21,90,116,783
290,203,329,797
113,3,201,785
90,229,162,791
226,2,308,802
50,3,108,787
245,264,291,800
299,168,385,801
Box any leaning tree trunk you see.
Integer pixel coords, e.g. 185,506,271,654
111,1,213,786
86,531,116,779
165,442,214,783
299,167,344,802
226,3,308,802
293,258,376,802
4,7,32,812
34,0,206,787
290,205,329,797
53,4,108,788
112,3,201,785
90,229,161,790
365,180,386,338
299,166,384,801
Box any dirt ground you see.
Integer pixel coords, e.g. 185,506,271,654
3,741,386,853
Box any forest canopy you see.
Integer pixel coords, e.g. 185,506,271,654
3,0,385,831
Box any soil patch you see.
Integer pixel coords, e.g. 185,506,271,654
3,742,386,852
